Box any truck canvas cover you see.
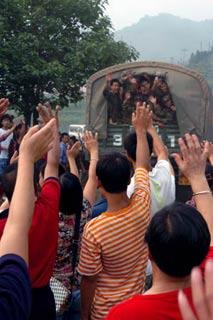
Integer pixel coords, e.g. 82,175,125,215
86,61,213,141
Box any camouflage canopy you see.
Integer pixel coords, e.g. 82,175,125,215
86,61,213,140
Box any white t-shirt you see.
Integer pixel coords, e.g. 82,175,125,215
127,160,176,277
127,160,175,215
0,128,13,159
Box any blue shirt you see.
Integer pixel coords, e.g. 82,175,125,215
0,254,31,320
60,142,68,167
92,198,107,218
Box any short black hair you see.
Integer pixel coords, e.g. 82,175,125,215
70,136,78,144
96,152,131,193
145,202,210,277
39,161,65,179
61,132,69,139
110,79,121,86
124,132,153,162
1,163,39,201
0,114,13,126
59,172,83,215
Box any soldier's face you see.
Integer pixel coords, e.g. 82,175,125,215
141,81,150,94
159,82,168,93
111,82,120,93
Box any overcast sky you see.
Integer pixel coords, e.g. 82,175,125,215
106,0,213,30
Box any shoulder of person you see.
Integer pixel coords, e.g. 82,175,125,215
107,295,146,319
36,177,61,204
150,160,173,176
83,213,108,237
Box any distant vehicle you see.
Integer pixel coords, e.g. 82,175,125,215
86,61,213,152
85,61,213,201
68,124,86,139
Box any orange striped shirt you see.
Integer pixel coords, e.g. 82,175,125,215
77,168,151,320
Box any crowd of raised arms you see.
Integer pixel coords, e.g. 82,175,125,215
0,96,213,320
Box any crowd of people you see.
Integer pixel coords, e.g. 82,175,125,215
0,96,212,320
103,71,176,126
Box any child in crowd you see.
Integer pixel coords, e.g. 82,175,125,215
78,105,152,320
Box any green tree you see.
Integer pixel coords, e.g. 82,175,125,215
188,48,213,89
0,0,138,123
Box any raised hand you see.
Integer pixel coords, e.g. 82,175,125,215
173,134,209,182
19,118,56,163
106,73,112,82
132,102,153,133
178,259,213,320
37,102,60,128
149,96,157,106
37,103,54,124
67,141,81,159
10,150,19,165
83,131,98,155
0,98,9,117
55,105,61,128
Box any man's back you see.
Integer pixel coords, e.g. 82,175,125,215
106,288,192,320
127,159,175,215
78,168,150,320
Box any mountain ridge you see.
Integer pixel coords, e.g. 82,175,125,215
115,13,213,63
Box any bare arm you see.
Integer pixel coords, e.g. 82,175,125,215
174,134,213,245
148,125,168,160
132,102,152,170
0,125,16,143
0,98,9,118
83,131,99,206
0,120,55,263
37,104,60,179
67,141,81,178
44,123,59,179
148,123,174,175
81,275,98,320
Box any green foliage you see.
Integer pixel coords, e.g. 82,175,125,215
0,0,138,123
60,100,86,132
188,48,213,88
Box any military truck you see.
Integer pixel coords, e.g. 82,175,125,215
85,61,213,201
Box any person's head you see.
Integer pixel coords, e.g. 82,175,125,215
61,132,70,144
0,114,13,130
124,132,153,163
96,152,131,195
38,161,65,189
69,135,78,147
1,163,39,202
140,80,151,95
121,70,134,82
162,94,173,108
110,79,121,94
130,77,139,90
59,172,83,215
145,202,210,278
13,122,28,141
159,80,169,93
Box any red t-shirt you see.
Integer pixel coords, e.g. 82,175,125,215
0,178,61,288
106,247,213,320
